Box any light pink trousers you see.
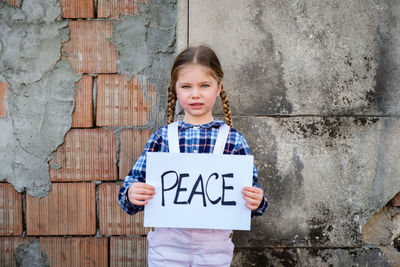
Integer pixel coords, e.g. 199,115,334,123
147,228,234,267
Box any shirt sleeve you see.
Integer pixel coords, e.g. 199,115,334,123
118,129,162,215
232,131,268,217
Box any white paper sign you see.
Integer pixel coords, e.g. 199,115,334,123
144,152,253,230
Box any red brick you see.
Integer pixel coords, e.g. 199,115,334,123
0,82,7,118
0,184,22,236
62,21,118,73
1,0,21,7
61,0,95,18
41,237,108,267
110,237,147,267
0,238,35,267
119,129,152,180
99,183,148,235
390,191,400,207
50,129,117,181
97,0,145,18
96,74,157,126
26,183,96,235
72,75,94,128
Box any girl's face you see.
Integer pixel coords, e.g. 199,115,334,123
175,64,222,125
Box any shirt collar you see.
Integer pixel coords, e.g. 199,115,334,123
178,119,226,130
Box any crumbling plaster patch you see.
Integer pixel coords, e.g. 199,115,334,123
362,205,400,266
0,0,81,198
110,0,176,126
14,239,49,267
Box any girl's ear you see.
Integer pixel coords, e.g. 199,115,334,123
217,81,223,96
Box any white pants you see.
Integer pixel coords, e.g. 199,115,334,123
147,228,234,267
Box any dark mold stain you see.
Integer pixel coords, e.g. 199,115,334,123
235,248,298,267
238,248,272,267
307,248,331,263
394,236,400,252
234,1,292,115
308,203,332,246
353,117,379,126
374,1,398,114
282,117,346,147
270,249,299,267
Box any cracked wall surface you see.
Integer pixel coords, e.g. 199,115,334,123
0,0,80,198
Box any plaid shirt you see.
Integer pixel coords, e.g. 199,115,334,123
118,119,268,217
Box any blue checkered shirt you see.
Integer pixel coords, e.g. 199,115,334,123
118,119,268,217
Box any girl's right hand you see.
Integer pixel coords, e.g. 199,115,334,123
127,182,155,206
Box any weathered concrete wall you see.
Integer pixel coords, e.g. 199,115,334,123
180,0,400,265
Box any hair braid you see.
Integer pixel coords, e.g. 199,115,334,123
167,86,177,124
220,87,233,127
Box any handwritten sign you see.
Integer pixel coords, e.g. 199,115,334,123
144,152,253,230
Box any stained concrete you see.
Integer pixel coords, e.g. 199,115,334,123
232,116,400,248
181,0,400,265
187,0,400,116
232,247,390,267
110,0,176,125
0,1,81,197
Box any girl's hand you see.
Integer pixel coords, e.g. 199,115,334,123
242,186,264,210
128,182,155,206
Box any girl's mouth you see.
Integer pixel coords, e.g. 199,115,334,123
190,103,203,109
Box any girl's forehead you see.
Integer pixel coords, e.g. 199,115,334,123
177,64,217,81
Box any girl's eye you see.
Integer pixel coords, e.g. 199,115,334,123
201,84,210,88
182,85,190,89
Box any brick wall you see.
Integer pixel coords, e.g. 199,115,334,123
0,1,154,266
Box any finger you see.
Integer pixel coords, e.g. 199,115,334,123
135,183,155,191
133,187,155,195
131,193,154,201
245,202,258,210
243,196,260,206
131,199,148,205
243,191,261,201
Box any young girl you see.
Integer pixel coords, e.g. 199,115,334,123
119,45,268,266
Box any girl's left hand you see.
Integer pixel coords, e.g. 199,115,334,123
242,186,264,210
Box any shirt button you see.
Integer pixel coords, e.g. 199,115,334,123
193,126,199,130
194,149,198,153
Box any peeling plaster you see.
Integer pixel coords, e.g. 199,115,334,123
0,0,81,198
362,205,400,265
110,0,176,125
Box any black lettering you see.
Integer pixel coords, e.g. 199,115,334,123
174,173,189,204
206,172,221,205
161,171,179,206
222,173,236,206
188,174,207,207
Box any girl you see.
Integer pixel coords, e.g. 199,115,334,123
119,45,268,266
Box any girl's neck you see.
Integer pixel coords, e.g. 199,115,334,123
182,114,215,125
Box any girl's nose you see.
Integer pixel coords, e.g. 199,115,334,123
191,87,200,98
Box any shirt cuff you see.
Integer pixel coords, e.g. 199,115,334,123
119,182,144,215
251,195,268,218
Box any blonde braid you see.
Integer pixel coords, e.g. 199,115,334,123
167,86,177,124
220,87,233,127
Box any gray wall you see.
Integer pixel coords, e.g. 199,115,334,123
179,0,400,265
